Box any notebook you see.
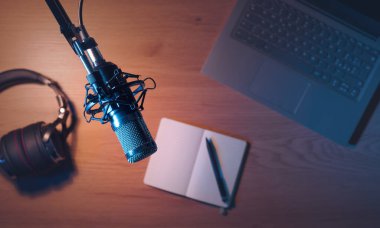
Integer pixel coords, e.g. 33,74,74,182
144,118,247,208
202,0,380,145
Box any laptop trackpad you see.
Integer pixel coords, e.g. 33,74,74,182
250,60,310,114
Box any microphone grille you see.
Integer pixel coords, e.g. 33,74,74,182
114,115,157,163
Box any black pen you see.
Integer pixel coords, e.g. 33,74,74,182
205,137,230,204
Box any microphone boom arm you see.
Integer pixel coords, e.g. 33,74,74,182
45,0,78,46
46,0,104,74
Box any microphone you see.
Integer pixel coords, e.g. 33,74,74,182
84,63,158,163
45,0,157,162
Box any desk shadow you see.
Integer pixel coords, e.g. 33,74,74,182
0,139,78,197
14,148,76,197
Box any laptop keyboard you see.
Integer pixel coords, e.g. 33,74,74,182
231,0,379,100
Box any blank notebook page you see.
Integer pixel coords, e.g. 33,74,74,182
143,118,204,195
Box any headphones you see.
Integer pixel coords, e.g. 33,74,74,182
0,69,76,178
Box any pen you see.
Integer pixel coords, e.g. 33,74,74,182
205,137,230,204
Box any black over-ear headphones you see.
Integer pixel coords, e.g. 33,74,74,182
0,69,76,178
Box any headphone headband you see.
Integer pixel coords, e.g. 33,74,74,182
0,69,48,92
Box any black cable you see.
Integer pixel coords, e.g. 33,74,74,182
78,0,89,38
79,0,84,27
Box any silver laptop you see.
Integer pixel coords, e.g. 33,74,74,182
202,0,380,146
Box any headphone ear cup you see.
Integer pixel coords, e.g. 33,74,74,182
25,122,60,172
0,127,35,177
40,123,67,164
0,122,67,178
0,122,48,177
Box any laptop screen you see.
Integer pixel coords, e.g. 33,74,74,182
301,0,380,38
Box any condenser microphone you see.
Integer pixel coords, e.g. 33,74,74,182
45,0,157,162
84,62,158,163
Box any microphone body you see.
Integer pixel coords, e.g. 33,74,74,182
86,62,157,163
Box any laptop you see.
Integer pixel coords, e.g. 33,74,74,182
202,0,380,146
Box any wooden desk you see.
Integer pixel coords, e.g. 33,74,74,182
1,0,379,227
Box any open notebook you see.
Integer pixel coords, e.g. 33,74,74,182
144,118,247,208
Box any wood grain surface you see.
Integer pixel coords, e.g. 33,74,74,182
0,0,380,227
